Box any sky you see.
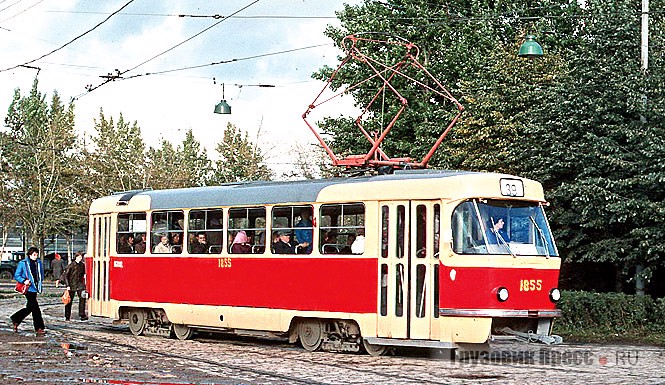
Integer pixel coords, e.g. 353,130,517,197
0,0,360,176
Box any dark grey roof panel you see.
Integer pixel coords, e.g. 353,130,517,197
132,170,478,210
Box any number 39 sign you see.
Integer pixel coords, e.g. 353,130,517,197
500,178,524,197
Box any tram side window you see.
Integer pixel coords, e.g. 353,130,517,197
189,209,224,254
117,213,146,254
151,211,184,254
319,203,365,254
452,201,487,254
228,207,266,254
272,205,314,255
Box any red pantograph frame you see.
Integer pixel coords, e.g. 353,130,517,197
302,34,464,170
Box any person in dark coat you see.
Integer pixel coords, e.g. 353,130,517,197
62,252,88,321
51,253,64,287
273,231,296,254
10,246,45,335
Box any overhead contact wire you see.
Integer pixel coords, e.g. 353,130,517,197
0,0,135,73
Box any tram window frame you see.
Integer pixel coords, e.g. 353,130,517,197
151,210,184,254
228,207,266,254
272,205,314,255
319,203,365,255
189,209,224,254
116,212,146,254
381,206,389,258
433,204,440,259
415,204,427,258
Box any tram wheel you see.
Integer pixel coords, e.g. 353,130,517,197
298,320,323,352
171,324,194,340
128,309,147,336
362,339,388,356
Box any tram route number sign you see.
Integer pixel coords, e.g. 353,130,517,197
500,178,524,197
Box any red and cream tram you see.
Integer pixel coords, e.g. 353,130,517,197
86,170,561,355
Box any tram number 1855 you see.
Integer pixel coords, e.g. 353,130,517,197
519,279,542,292
218,258,232,268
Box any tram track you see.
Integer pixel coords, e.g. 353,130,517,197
7,294,648,383
38,299,600,383
44,314,459,385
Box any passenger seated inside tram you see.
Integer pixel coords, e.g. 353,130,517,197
153,234,172,253
273,231,296,254
351,228,365,254
117,234,135,254
270,231,280,253
230,231,252,254
295,208,313,254
339,234,355,254
170,232,183,254
486,217,511,244
321,231,339,254
190,232,208,254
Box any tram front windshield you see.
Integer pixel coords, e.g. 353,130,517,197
452,199,558,257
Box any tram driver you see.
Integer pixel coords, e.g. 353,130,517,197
486,217,511,245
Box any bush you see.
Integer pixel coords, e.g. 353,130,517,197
553,291,665,343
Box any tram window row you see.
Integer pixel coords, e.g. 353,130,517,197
115,203,365,256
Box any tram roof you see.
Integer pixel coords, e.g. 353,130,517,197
92,169,537,212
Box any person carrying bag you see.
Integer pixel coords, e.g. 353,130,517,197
62,252,88,321
10,247,46,335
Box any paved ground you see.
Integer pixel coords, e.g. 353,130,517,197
0,281,664,384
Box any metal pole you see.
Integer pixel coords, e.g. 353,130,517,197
641,0,649,71
636,0,648,295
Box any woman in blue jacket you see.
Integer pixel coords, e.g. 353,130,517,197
10,246,45,335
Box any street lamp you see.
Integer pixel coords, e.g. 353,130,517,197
214,83,232,114
518,35,544,58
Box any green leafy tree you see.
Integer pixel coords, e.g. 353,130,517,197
211,123,272,183
179,129,212,187
0,78,83,250
145,130,211,189
321,0,665,292
87,110,147,195
145,139,180,190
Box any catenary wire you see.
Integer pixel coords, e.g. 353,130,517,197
0,0,135,73
0,0,44,23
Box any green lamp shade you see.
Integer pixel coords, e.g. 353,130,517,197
518,35,543,58
214,100,231,114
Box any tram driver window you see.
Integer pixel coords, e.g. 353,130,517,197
117,213,146,254
319,203,365,254
228,207,266,254
272,205,314,254
188,209,224,254
151,211,184,254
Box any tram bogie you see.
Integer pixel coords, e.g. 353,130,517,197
86,170,562,355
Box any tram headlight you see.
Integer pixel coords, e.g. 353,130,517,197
549,288,561,303
496,287,509,302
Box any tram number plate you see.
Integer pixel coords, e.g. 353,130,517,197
500,178,524,197
218,257,232,268
520,279,542,292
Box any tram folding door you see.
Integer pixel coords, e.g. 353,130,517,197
90,214,112,318
377,201,439,340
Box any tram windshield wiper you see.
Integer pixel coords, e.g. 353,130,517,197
529,215,550,258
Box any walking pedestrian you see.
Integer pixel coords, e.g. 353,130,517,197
62,252,88,321
51,253,64,287
10,246,46,335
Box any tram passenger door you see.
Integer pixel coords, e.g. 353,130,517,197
377,201,439,340
89,214,112,317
